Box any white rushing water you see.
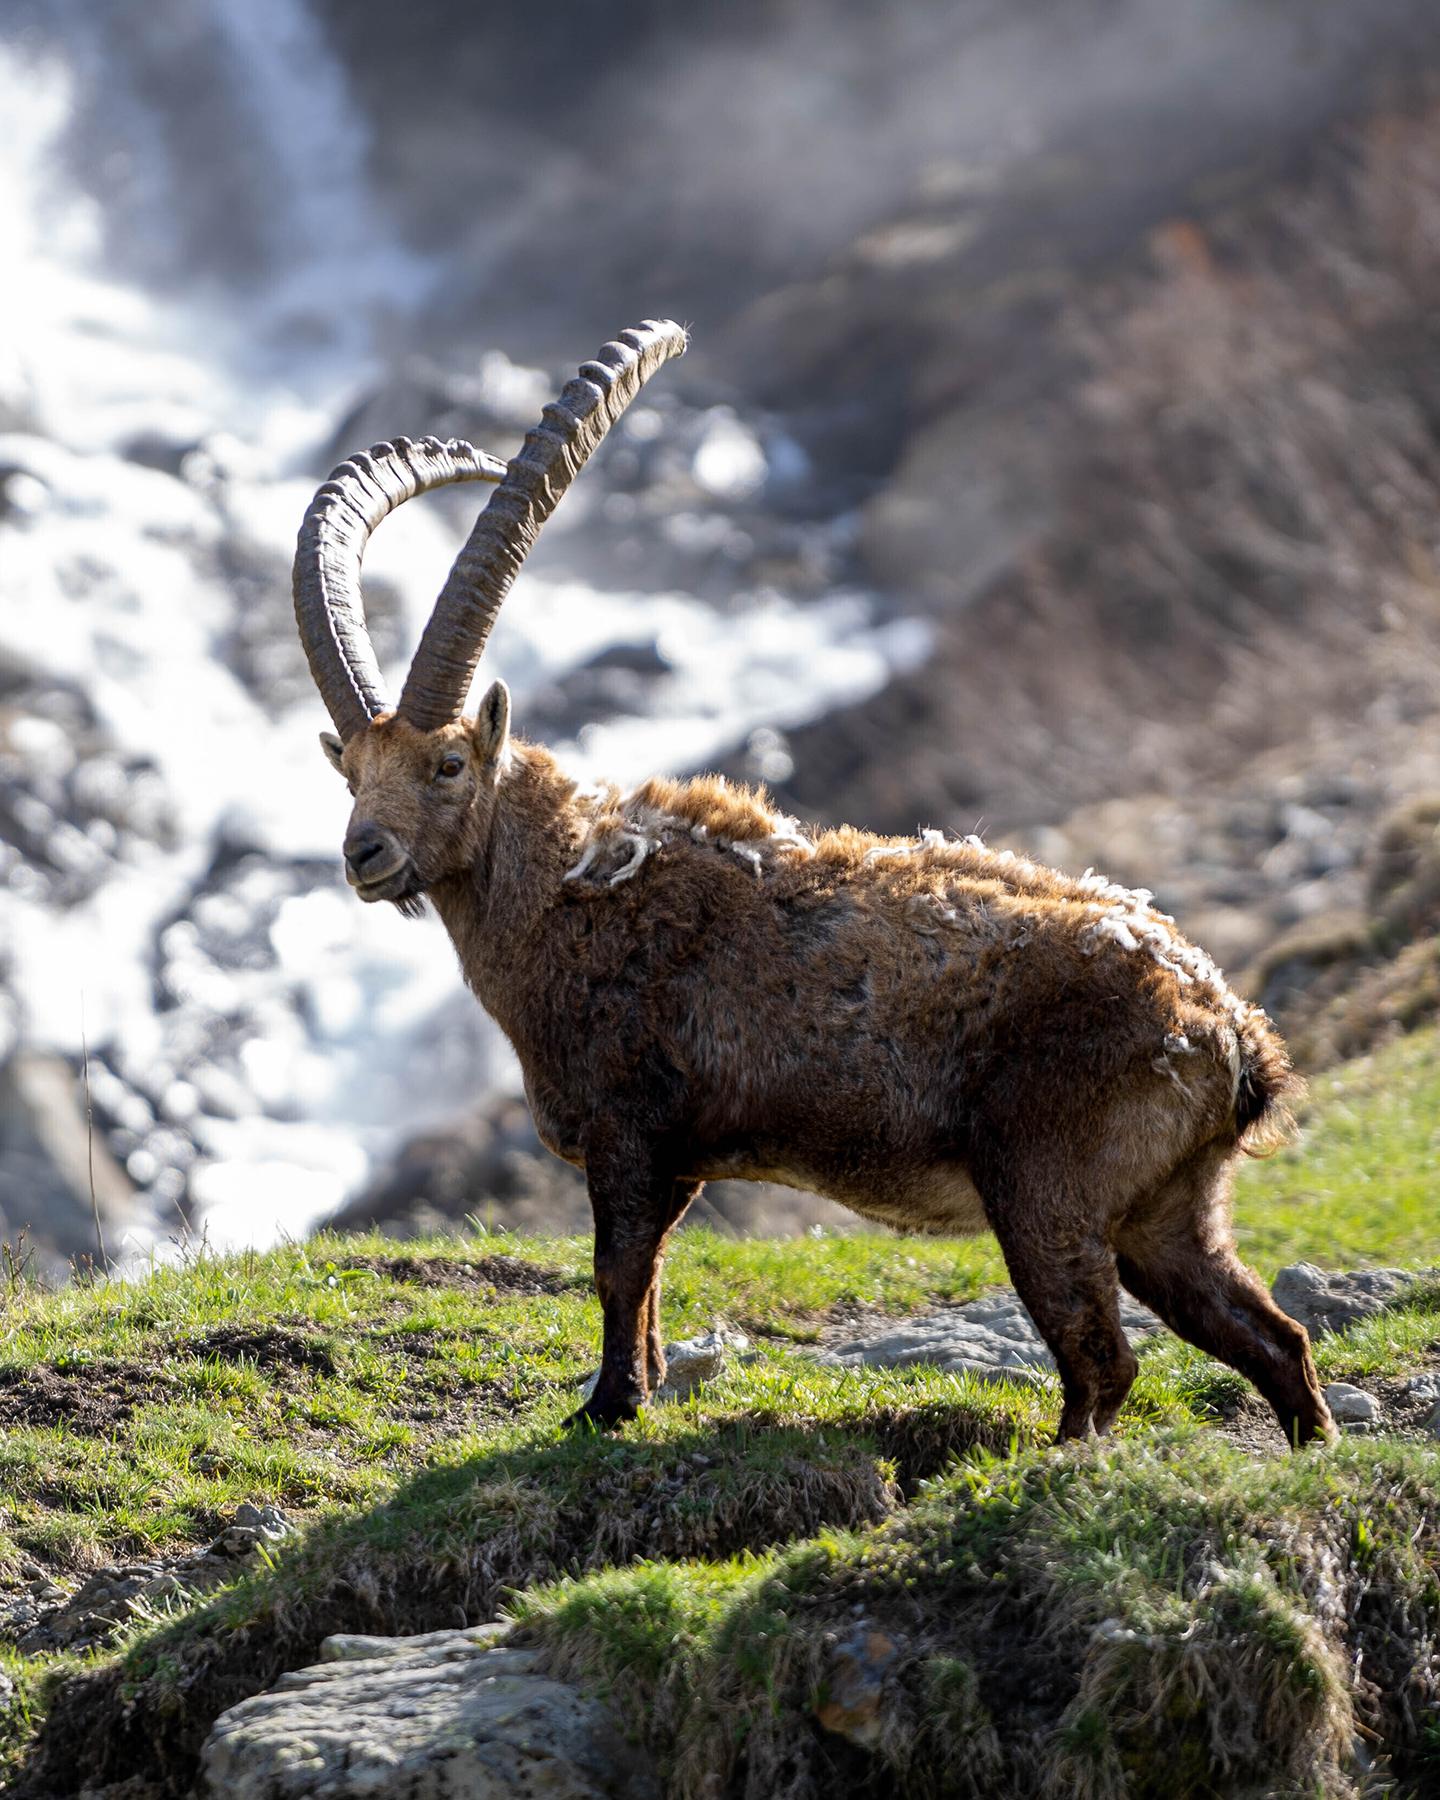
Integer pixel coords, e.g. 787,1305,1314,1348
0,10,929,1258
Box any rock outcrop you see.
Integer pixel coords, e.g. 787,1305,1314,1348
1271,1263,1434,1338
814,1268,1433,1398
817,1288,1162,1386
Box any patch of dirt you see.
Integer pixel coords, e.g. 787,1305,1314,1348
0,1361,179,1434
1211,1398,1290,1459
180,1323,340,1373
1205,1354,1440,1455
366,1328,540,1429
340,1252,584,1297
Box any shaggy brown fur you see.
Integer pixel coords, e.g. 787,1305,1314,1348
325,701,1334,1447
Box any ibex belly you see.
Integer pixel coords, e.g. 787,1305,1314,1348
700,1154,990,1238
834,1164,990,1236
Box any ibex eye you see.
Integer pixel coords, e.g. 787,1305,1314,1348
437,754,465,780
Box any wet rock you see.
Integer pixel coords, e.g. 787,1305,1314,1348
319,352,547,474
0,660,176,909
817,1289,1161,1385
815,1623,903,1750
1324,1383,1381,1427
1272,1264,1426,1338
200,1625,658,1799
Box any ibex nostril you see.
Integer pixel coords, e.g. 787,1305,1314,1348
344,836,388,875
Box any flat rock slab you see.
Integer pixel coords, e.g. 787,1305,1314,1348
816,1290,1162,1386
1270,1264,1435,1338
201,1625,657,1800
813,1264,1436,1388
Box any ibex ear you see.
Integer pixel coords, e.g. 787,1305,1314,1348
319,731,346,775
471,679,511,778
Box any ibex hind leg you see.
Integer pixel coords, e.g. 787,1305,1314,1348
1115,1143,1336,1449
645,1181,702,1393
985,1192,1139,1442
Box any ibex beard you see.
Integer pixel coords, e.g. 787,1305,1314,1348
295,320,1336,1450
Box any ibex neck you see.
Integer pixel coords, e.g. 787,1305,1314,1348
428,742,595,1027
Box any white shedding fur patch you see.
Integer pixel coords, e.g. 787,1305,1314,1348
865,828,949,865
564,798,816,888
1074,864,1251,1027
882,827,1256,1049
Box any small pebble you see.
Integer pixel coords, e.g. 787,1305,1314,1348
1324,1382,1380,1426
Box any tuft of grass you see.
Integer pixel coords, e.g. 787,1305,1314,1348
1231,1027,1440,1271
515,1432,1440,1800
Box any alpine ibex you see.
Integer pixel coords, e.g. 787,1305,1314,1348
294,320,1334,1447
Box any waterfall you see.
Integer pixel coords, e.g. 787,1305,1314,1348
0,2,925,1262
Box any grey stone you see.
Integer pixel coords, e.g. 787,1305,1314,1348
1403,1372,1440,1405
1271,1264,1428,1338
200,1627,658,1799
321,1623,511,1665
1324,1382,1381,1426
580,1324,747,1405
1424,1404,1440,1441
816,1289,1161,1385
0,1053,141,1279
5,1502,294,1654
655,1326,748,1401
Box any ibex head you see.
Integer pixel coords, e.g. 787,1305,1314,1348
294,321,688,911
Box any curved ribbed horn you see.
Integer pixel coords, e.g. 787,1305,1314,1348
397,319,688,732
293,435,508,742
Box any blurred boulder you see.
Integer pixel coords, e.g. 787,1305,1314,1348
320,352,550,474
333,1090,855,1240
0,656,175,910
0,1054,141,1279
1244,793,1440,1067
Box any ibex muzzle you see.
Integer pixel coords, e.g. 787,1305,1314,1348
293,321,1336,1450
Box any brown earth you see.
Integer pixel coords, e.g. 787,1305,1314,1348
0,1361,179,1435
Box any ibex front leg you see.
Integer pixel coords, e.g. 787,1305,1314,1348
566,1138,686,1428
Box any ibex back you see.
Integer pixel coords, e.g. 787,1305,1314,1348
293,320,1335,1447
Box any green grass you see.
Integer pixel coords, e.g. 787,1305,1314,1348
513,1431,1440,1798
1231,1027,1440,1270
0,1028,1437,1795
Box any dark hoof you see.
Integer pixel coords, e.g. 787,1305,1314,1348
1286,1411,1339,1450
562,1394,642,1431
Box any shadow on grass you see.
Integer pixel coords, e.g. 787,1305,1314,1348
13,1385,1041,1799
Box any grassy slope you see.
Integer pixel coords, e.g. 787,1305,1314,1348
1,1028,1438,1795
